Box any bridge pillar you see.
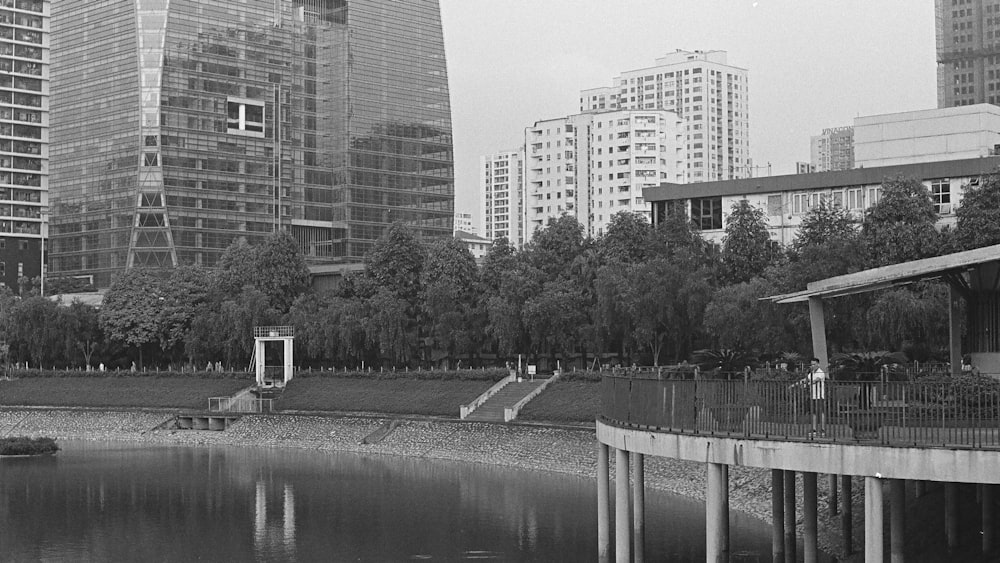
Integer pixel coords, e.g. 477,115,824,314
945,482,959,550
772,469,785,563
632,452,645,563
829,473,838,516
984,484,995,554
706,462,729,563
914,480,925,498
784,470,796,563
842,475,853,555
615,448,631,563
890,479,905,563
804,471,818,563
598,443,610,563
866,476,884,563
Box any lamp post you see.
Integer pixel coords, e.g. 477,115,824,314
39,208,47,297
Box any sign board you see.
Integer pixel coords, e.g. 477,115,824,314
527,365,536,375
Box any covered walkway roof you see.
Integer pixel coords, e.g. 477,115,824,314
769,243,1000,304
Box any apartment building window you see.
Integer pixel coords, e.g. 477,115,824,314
846,187,864,210
931,179,952,214
691,196,723,230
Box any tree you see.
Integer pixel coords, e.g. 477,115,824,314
523,215,588,279
217,232,310,313
703,277,793,355
421,238,479,365
791,199,859,255
954,172,1000,250
597,211,655,264
721,199,775,284
100,269,167,366
522,279,588,364
861,176,941,267
365,223,426,303
7,296,60,367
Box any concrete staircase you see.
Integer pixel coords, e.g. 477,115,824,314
464,378,549,422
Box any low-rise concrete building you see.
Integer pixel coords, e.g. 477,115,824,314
643,156,1000,247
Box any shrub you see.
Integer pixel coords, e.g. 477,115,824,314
0,436,58,456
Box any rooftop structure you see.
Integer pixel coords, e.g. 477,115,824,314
855,105,1000,168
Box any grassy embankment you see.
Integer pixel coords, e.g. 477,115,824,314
0,369,601,422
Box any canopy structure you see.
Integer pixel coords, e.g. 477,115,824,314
768,243,1000,375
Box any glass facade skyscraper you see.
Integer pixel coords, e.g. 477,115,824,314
49,0,453,287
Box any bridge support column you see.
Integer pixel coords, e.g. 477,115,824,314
598,443,610,563
632,452,645,563
842,475,853,555
829,473,838,516
804,472,818,563
914,480,925,498
706,462,729,563
772,469,785,563
984,484,995,554
945,482,959,551
890,479,905,563
866,476,884,563
615,448,630,563
784,470,796,563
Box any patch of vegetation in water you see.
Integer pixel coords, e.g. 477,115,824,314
0,436,59,456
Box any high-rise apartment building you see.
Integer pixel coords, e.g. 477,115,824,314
49,0,453,287
810,126,854,172
0,0,46,290
480,148,523,247
580,50,749,182
522,109,683,242
935,0,1000,107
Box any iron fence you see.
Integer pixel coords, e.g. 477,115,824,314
601,374,1000,448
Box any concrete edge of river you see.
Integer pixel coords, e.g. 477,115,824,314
0,407,859,560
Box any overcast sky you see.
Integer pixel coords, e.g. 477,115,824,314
438,0,937,224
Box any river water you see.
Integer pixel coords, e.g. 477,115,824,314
1,441,780,562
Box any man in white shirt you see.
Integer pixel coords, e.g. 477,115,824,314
806,357,827,436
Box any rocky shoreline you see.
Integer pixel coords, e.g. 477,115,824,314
0,407,860,560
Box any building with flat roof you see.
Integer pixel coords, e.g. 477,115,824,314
810,126,854,172
480,148,523,246
855,104,1000,168
0,0,47,290
935,0,1000,107
580,49,749,182
48,0,453,287
643,156,1000,246
523,109,683,242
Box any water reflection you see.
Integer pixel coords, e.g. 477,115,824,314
253,481,296,559
0,441,780,561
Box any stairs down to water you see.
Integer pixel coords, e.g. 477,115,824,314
464,378,549,422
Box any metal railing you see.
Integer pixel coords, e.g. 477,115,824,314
208,397,274,414
602,374,1000,449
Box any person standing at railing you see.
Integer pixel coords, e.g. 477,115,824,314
794,358,827,436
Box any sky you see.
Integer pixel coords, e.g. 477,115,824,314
438,0,938,225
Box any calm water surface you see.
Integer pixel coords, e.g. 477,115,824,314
1,441,781,562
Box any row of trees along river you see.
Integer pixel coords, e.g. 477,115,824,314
9,173,1000,372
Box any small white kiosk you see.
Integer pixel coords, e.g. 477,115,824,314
253,326,294,387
